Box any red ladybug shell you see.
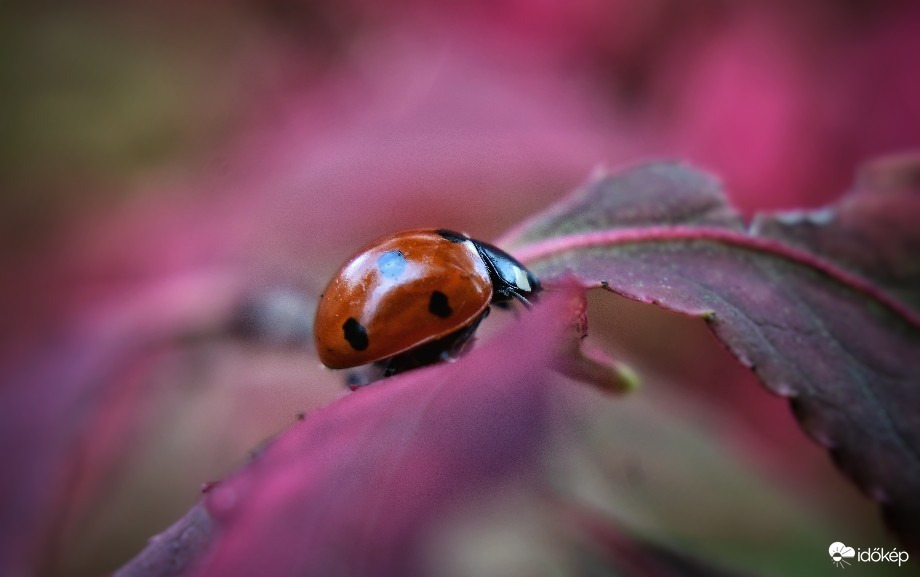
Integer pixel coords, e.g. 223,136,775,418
314,230,493,369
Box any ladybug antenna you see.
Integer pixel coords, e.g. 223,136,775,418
511,291,535,310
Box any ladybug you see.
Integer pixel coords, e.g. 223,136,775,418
314,229,542,376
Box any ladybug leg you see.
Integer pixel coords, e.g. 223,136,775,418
345,365,385,388
491,296,523,320
437,307,489,361
381,308,490,377
380,360,400,378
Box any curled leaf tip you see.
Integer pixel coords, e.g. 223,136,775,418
557,341,640,394
541,277,639,393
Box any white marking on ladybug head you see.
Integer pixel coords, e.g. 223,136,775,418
513,266,531,292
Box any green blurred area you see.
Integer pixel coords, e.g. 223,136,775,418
0,5,252,247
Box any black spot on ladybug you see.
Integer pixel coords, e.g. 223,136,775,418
342,317,369,351
428,290,453,318
436,229,468,243
377,249,407,280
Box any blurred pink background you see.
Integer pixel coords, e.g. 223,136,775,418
2,1,918,575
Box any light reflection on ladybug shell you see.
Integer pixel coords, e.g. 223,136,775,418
314,230,493,369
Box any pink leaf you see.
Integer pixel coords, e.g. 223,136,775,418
115,288,737,576
502,158,920,551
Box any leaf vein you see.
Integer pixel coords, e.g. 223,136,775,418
512,226,920,329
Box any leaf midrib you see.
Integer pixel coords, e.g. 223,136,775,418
508,226,920,329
